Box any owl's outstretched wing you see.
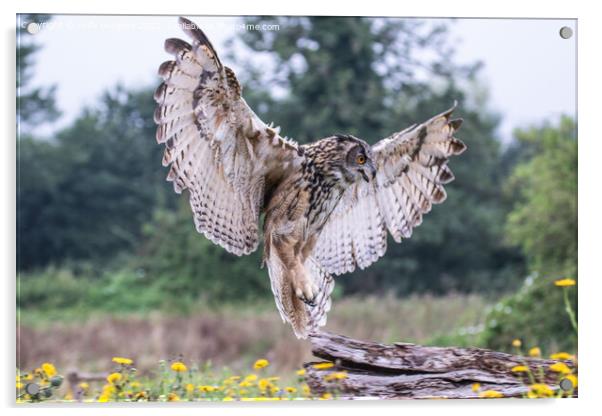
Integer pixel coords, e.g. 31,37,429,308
313,105,466,275
155,17,302,256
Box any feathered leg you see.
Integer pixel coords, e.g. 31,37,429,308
264,234,334,339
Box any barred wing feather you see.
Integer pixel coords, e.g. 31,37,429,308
313,105,466,275
154,17,301,256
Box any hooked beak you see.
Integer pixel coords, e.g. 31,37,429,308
360,164,377,182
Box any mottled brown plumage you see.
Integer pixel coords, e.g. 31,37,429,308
154,17,467,338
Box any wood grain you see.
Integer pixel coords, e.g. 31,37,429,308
305,331,576,399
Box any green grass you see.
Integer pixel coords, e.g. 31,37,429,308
17,293,492,377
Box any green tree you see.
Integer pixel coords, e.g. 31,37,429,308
17,14,60,130
481,116,577,352
17,13,62,271
18,86,169,270
505,116,577,278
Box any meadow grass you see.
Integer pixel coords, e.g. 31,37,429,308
17,293,489,375
16,284,578,402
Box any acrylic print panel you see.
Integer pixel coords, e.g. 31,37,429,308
16,14,577,402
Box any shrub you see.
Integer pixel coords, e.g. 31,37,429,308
480,273,576,353
17,267,94,310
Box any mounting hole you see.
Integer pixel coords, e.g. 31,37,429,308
26,22,40,35
559,378,574,391
24,383,40,395
559,26,573,39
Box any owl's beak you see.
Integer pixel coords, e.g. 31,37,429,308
360,165,377,182
360,170,370,182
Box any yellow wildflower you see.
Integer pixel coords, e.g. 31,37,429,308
112,357,133,365
320,392,333,400
296,368,306,376
198,385,216,393
167,392,179,401
107,372,122,384
549,362,572,374
324,371,348,381
313,362,335,370
302,384,311,396
471,383,481,392
98,384,115,402
244,374,257,382
258,378,271,391
563,374,578,389
511,365,529,373
78,382,90,391
253,359,269,370
512,339,522,348
42,363,57,377
185,383,195,395
554,278,576,287
134,391,147,400
171,361,187,372
528,347,541,358
102,384,116,394
223,396,234,401
270,385,280,394
550,352,573,361
16,382,24,389
528,383,554,398
34,368,44,378
479,390,504,398
223,375,240,386
130,381,141,390
285,386,297,394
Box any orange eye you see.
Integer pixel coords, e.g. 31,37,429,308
356,155,366,165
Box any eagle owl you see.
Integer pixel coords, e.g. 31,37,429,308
154,17,466,338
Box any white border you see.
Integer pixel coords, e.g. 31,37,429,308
3,0,601,415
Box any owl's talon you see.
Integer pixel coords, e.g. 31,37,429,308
294,280,317,306
304,296,317,307
296,291,316,307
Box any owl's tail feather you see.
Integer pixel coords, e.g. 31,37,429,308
265,253,334,339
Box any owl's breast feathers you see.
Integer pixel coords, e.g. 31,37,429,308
298,140,351,234
263,144,348,245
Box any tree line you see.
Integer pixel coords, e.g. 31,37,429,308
17,16,575,315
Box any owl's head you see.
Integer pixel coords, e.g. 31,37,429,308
331,134,377,184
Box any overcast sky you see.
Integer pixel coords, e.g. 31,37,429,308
21,15,576,142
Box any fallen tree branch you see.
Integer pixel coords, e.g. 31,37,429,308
304,332,576,399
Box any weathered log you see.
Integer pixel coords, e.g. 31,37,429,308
304,332,576,399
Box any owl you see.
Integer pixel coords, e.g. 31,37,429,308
154,17,466,338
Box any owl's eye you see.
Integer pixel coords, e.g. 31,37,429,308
356,154,366,165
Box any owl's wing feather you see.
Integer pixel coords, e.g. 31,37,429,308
313,105,466,275
155,17,302,256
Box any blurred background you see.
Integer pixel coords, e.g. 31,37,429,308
16,14,577,375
